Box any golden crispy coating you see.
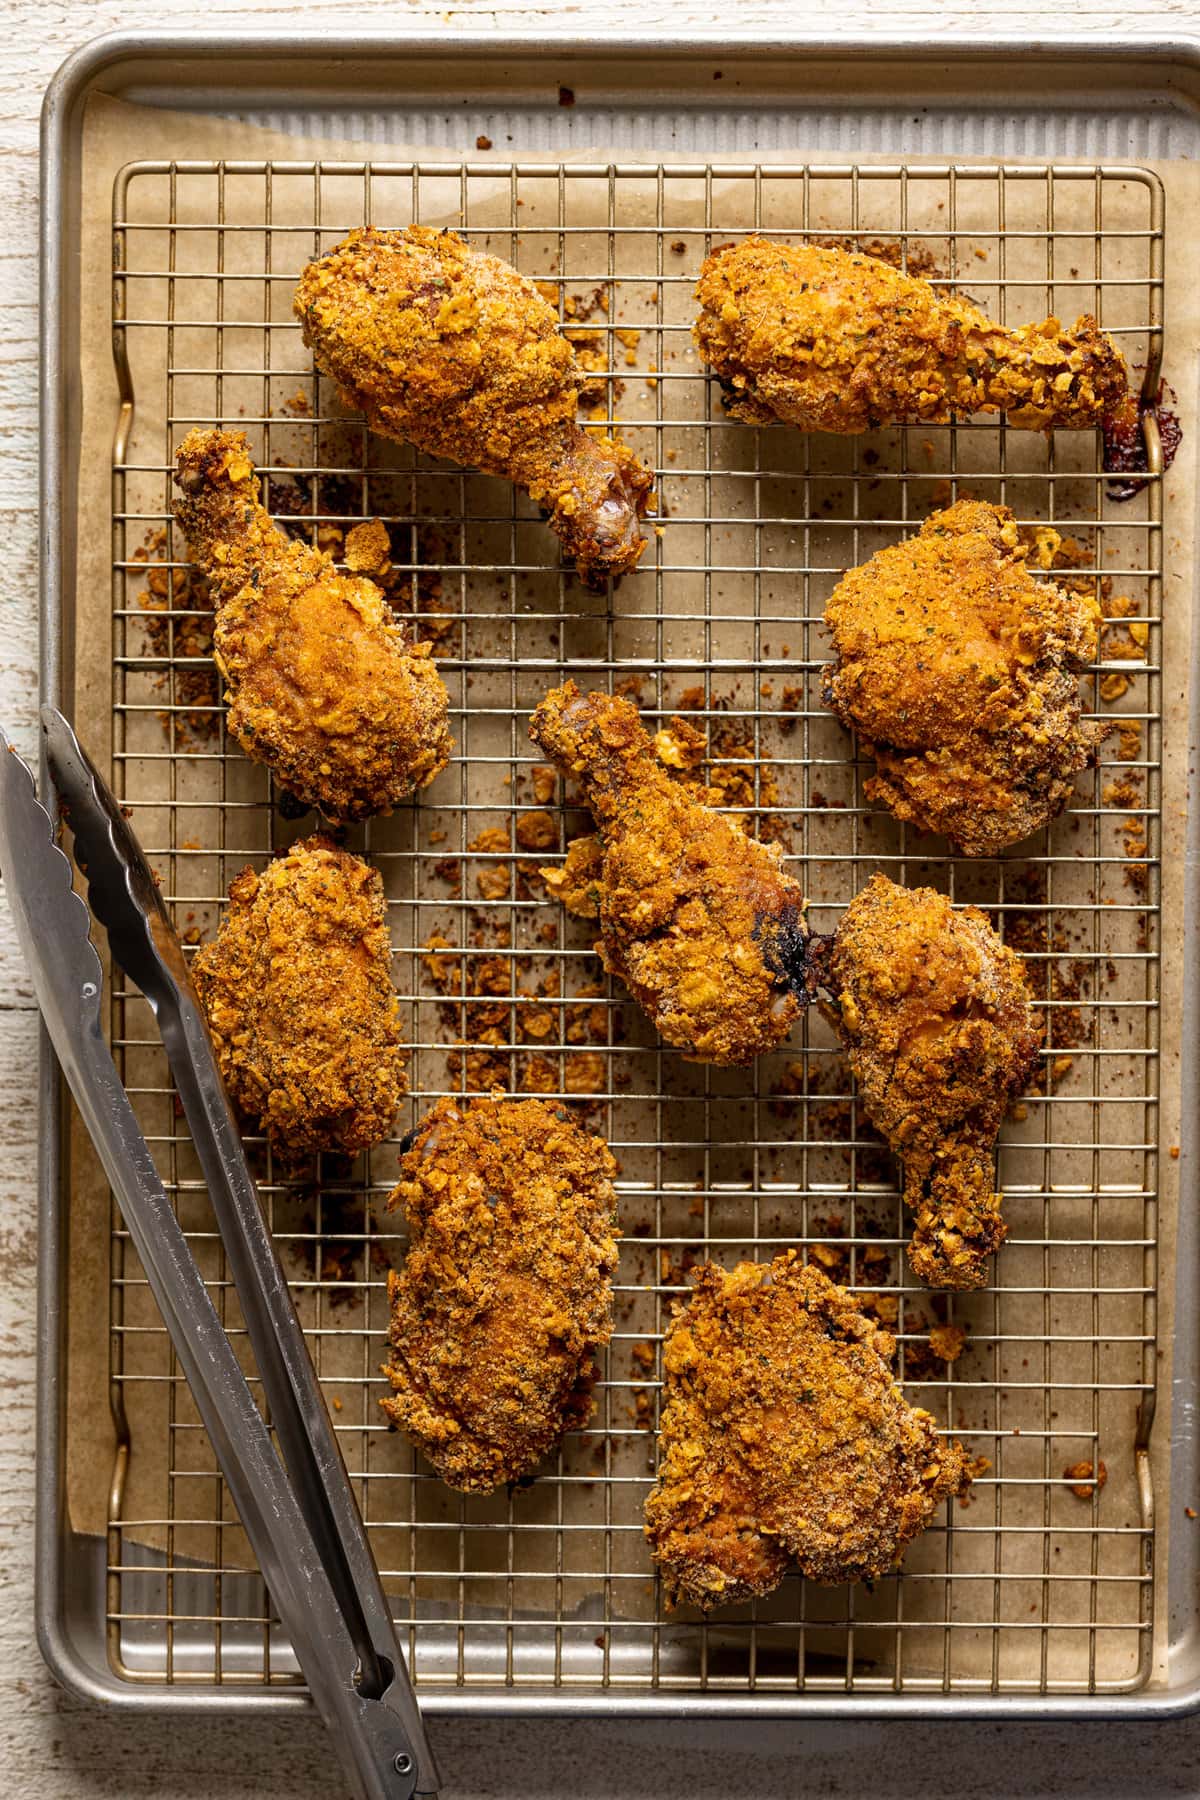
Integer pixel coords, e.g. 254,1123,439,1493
530,683,809,1065
192,835,405,1158
694,238,1128,435
173,429,451,822
820,874,1041,1290
295,226,653,589
645,1253,971,1606
382,1094,619,1492
823,502,1107,856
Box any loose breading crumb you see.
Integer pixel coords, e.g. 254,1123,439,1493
1063,1460,1108,1500
531,764,557,804
515,809,558,851
344,516,392,575
928,1323,968,1363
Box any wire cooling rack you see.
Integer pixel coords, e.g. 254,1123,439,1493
102,157,1162,1699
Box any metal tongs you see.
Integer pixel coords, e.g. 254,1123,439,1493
0,708,439,1800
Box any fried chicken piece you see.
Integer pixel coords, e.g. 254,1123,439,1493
823,501,1107,855
192,835,405,1157
530,682,809,1064
173,429,451,821
381,1094,619,1492
815,874,1041,1290
295,226,653,588
645,1253,971,1606
694,237,1128,434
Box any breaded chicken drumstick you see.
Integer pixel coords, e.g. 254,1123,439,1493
173,429,451,821
823,501,1107,856
530,682,810,1064
193,835,406,1158
694,238,1128,435
645,1253,972,1607
813,874,1041,1290
295,225,653,588
382,1094,619,1492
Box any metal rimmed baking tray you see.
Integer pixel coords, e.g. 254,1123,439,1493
36,31,1200,1719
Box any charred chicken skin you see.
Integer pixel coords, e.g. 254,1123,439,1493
694,238,1128,435
816,874,1041,1290
381,1094,620,1493
173,429,451,821
645,1252,972,1607
192,835,405,1158
823,501,1107,856
294,225,653,588
530,682,809,1065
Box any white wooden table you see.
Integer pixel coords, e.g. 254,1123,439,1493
4,5,1200,1793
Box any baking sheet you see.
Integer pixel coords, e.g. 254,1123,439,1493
61,87,1194,1697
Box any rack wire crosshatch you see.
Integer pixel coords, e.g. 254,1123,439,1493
104,157,1163,1700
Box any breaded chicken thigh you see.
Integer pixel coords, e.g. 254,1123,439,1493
381,1094,620,1492
192,835,405,1158
295,226,653,588
823,501,1106,855
815,874,1041,1290
173,429,451,821
530,683,810,1064
694,238,1128,435
645,1253,972,1607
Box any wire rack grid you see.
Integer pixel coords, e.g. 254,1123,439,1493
100,155,1163,1701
